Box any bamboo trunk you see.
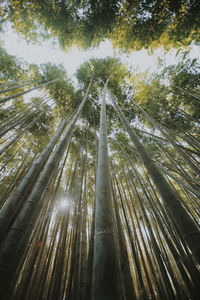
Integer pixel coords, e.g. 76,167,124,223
110,92,200,263
92,85,122,300
0,79,93,297
0,79,58,104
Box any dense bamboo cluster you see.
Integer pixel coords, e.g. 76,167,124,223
0,79,199,299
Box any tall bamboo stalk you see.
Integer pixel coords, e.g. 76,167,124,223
92,85,122,300
0,78,93,297
110,92,200,263
0,79,58,104
0,79,43,94
132,101,200,175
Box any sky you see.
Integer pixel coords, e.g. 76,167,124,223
1,24,200,81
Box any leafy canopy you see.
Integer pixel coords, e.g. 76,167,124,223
2,0,200,51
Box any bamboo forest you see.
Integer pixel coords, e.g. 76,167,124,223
0,1,200,300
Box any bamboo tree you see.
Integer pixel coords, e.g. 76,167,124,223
0,114,72,241
0,107,53,156
0,94,51,134
132,101,200,176
111,170,137,300
117,142,200,298
80,141,89,300
0,78,93,298
0,78,58,104
136,127,200,157
0,79,43,94
110,92,200,263
155,141,200,191
171,83,200,102
0,79,38,88
92,84,122,300
156,162,200,200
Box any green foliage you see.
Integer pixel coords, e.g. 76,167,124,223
131,57,200,132
4,0,200,50
110,0,200,51
5,0,47,43
46,79,76,113
163,57,200,120
0,48,66,85
39,63,66,81
76,57,131,95
0,46,25,83
133,77,170,124
29,63,78,113
75,57,134,126
23,97,54,136
0,49,73,108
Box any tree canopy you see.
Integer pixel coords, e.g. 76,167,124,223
2,0,200,51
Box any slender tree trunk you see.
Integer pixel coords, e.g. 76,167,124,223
0,115,71,241
111,172,137,300
0,79,58,104
133,101,200,175
92,85,122,300
171,83,200,101
156,163,200,200
0,110,48,155
0,78,93,298
136,127,200,156
110,92,200,263
0,79,43,94
0,96,52,138
80,148,89,300
0,93,50,130
0,79,38,88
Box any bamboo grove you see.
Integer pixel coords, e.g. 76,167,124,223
0,63,200,300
